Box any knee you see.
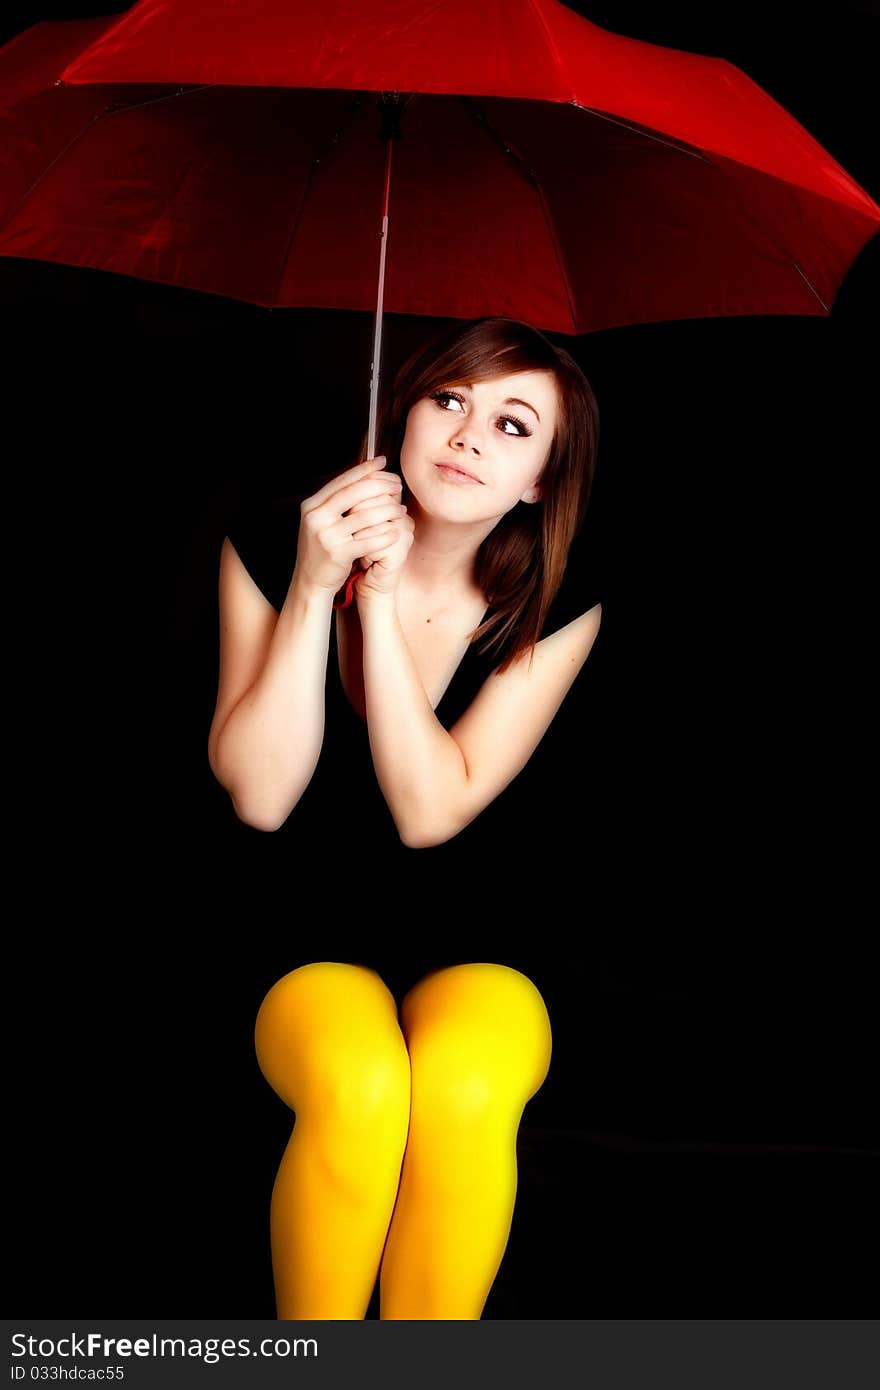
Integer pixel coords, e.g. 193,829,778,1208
254,961,411,1124
401,963,552,1114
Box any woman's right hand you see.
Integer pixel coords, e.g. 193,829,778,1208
294,455,407,598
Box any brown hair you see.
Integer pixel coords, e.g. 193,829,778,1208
353,316,600,675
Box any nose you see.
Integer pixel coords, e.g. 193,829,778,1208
451,423,482,456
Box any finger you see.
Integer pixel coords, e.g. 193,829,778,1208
357,513,412,548
345,501,407,535
322,505,405,547
316,471,403,522
348,519,401,543
347,523,399,558
344,471,403,508
303,455,389,512
361,529,400,554
347,477,403,513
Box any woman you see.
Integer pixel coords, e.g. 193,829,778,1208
208,317,605,1318
209,315,603,844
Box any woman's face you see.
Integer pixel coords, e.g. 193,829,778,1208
399,369,559,521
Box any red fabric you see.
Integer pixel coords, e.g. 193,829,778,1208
332,568,361,612
0,5,876,332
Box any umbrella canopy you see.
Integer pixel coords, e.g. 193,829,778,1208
1,0,877,335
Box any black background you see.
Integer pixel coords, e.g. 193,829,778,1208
4,2,878,1318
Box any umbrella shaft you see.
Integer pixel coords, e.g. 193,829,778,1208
368,137,394,461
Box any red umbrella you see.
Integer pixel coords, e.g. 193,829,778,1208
2,1,877,464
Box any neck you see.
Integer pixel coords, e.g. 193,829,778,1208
403,500,499,599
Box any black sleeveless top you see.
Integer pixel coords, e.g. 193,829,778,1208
222,491,604,998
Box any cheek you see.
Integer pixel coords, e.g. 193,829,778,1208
410,408,433,442
400,412,433,467
398,436,420,494
520,440,548,485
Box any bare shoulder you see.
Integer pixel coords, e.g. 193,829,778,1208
478,599,602,706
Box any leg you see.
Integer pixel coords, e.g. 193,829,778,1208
254,961,411,1319
379,963,552,1319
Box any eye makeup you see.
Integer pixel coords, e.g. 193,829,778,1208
429,388,533,438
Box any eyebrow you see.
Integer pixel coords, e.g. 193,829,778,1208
460,382,541,423
504,397,540,423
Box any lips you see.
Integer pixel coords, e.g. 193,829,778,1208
435,462,483,484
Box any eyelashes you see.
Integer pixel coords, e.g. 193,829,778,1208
429,389,532,438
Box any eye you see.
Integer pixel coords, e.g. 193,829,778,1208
430,389,465,413
498,414,529,437
429,389,531,437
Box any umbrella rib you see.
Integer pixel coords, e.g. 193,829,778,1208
706,157,834,312
460,97,578,333
0,103,115,240
54,78,217,119
269,91,368,309
0,84,219,244
99,83,217,118
575,101,832,313
791,260,831,312
533,181,579,333
570,101,714,165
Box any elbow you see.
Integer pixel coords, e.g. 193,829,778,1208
398,813,464,850
399,825,434,850
398,788,473,848
240,811,284,828
208,740,296,833
232,795,283,834
229,783,296,833
208,755,282,833
397,811,437,849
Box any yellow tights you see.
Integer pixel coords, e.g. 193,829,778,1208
254,961,552,1319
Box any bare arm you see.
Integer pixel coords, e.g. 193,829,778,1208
358,586,602,848
208,458,406,832
357,588,471,847
209,558,335,832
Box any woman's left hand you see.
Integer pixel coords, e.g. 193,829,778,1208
355,508,415,601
